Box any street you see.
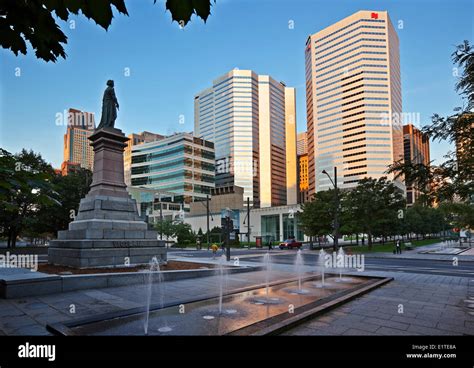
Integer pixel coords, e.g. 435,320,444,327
168,248,474,278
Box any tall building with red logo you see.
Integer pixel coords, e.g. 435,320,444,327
305,10,404,194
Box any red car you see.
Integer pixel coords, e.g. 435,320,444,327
279,238,303,250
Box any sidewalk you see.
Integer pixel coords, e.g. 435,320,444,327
358,242,474,262
283,269,474,336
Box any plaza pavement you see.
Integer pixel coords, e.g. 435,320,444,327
0,247,473,336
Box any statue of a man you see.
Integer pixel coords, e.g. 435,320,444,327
97,80,119,129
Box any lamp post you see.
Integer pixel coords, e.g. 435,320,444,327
159,202,163,241
222,208,233,262
196,195,214,250
322,167,339,252
206,194,210,250
242,197,252,248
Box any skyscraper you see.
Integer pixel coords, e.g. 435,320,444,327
194,69,297,207
305,10,404,194
62,108,95,175
403,124,430,205
297,131,308,156
285,87,298,205
298,153,310,204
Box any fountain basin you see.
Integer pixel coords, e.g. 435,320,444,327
47,274,392,336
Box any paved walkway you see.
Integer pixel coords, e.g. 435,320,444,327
283,271,474,336
361,242,474,262
0,257,473,336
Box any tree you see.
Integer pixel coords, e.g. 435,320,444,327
388,41,474,203
0,149,58,247
174,222,196,246
345,177,405,249
206,226,222,243
155,219,176,241
1,0,214,62
34,167,93,236
300,189,343,246
439,202,474,231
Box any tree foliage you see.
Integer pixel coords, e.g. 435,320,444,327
0,0,214,62
300,177,406,249
344,177,405,248
154,219,196,245
388,41,474,203
299,189,340,238
0,148,93,246
0,148,58,246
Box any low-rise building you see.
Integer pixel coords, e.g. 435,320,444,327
183,204,308,243
130,132,215,205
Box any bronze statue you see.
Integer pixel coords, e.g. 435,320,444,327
97,80,119,129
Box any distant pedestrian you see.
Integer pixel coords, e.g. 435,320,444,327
395,240,402,254
211,243,219,259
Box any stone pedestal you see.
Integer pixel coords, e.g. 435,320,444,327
49,128,166,268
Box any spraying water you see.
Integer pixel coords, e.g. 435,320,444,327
218,255,226,314
319,248,326,287
337,247,345,281
293,249,310,294
251,252,282,305
296,249,303,290
263,252,271,298
143,256,171,335
144,256,160,335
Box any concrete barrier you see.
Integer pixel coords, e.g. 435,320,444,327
0,265,263,299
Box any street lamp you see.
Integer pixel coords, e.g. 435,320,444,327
223,208,233,262
242,197,252,247
198,195,214,250
322,167,339,252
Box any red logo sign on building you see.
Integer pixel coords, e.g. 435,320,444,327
371,12,378,19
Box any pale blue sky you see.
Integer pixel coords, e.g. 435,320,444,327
1,0,472,168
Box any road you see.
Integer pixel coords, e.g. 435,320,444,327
168,248,474,278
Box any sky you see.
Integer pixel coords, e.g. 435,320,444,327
1,0,473,168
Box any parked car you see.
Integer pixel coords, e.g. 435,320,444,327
279,238,302,250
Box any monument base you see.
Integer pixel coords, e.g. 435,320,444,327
48,243,166,269
48,128,167,269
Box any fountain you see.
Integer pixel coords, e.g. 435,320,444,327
337,247,344,281
203,255,238,320
264,252,271,298
288,249,310,294
218,255,225,314
144,256,171,335
318,248,326,287
46,240,388,336
250,252,283,305
48,268,387,336
144,257,159,335
335,247,356,283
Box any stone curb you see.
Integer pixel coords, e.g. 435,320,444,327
0,264,263,299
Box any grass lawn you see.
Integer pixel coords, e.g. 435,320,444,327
345,238,441,254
